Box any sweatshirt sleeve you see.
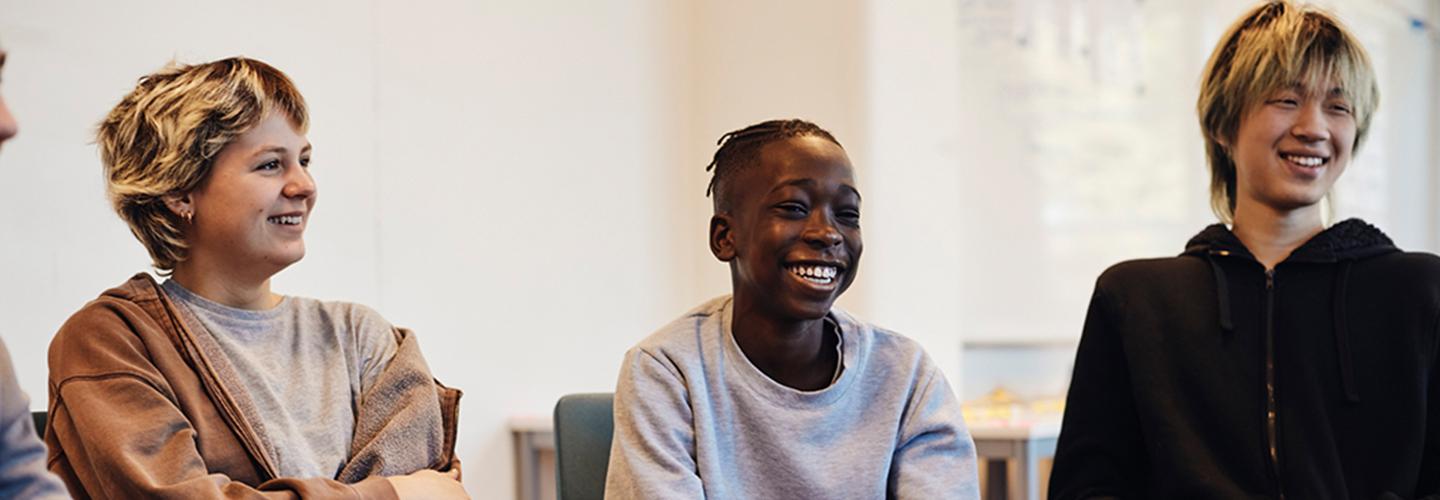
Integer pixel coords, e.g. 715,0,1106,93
1416,312,1440,499
887,361,981,500
48,305,397,500
1048,280,1149,500
0,338,69,500
604,347,704,499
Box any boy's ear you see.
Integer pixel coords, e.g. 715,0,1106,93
1212,131,1231,151
710,214,736,262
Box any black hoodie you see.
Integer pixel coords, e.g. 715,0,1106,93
1050,219,1440,500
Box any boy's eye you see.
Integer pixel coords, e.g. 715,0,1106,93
256,160,282,171
838,209,861,224
775,202,808,217
299,156,312,168
1269,98,1300,107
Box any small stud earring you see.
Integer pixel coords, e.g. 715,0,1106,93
183,211,194,224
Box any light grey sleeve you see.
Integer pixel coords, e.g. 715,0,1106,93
888,363,981,500
348,304,399,396
0,338,70,500
604,348,704,500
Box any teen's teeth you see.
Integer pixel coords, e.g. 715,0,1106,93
787,265,840,284
267,215,303,225
1283,154,1325,167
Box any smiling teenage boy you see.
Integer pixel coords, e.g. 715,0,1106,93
605,119,980,499
1050,2,1440,499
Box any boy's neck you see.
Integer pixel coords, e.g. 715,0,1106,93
1230,199,1325,271
730,296,840,392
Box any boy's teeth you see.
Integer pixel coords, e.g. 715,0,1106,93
268,215,302,225
1283,154,1324,167
787,264,839,283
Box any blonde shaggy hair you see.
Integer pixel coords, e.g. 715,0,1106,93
1197,1,1379,224
98,57,308,272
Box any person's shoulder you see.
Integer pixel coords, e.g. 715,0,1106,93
55,274,164,343
1370,250,1440,274
629,296,731,358
51,274,169,379
293,297,394,330
832,309,932,371
1097,256,1202,285
1361,250,1440,299
288,297,399,353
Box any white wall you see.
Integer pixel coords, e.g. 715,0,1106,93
368,1,695,494
861,0,968,392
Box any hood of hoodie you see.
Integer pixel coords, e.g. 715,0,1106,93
1179,218,1400,404
1181,218,1399,262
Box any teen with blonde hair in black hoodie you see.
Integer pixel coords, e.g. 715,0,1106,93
1051,2,1439,498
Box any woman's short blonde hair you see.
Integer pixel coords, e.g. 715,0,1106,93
1197,1,1378,224
98,57,308,272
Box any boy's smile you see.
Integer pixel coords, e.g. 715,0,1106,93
1228,81,1355,215
713,135,862,321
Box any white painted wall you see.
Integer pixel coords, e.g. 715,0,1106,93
368,1,694,494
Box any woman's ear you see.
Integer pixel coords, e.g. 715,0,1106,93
163,193,194,221
710,214,736,262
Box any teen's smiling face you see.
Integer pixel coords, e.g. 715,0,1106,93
1226,79,1357,214
174,111,316,275
712,135,862,321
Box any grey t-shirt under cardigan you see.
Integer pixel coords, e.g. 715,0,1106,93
161,279,398,480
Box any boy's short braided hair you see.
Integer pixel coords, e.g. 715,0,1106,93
705,119,841,211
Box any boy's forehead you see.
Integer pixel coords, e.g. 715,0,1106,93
752,140,854,182
722,147,855,207
758,136,850,166
1253,68,1352,101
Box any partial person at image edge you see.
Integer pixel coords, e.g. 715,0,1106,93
605,119,981,499
1050,2,1440,499
0,42,75,500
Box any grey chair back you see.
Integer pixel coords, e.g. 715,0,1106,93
553,393,615,500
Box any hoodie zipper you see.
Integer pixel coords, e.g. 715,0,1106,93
1264,268,1284,499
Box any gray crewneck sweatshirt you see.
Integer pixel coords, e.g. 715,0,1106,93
606,296,980,499
161,279,397,479
0,337,69,499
